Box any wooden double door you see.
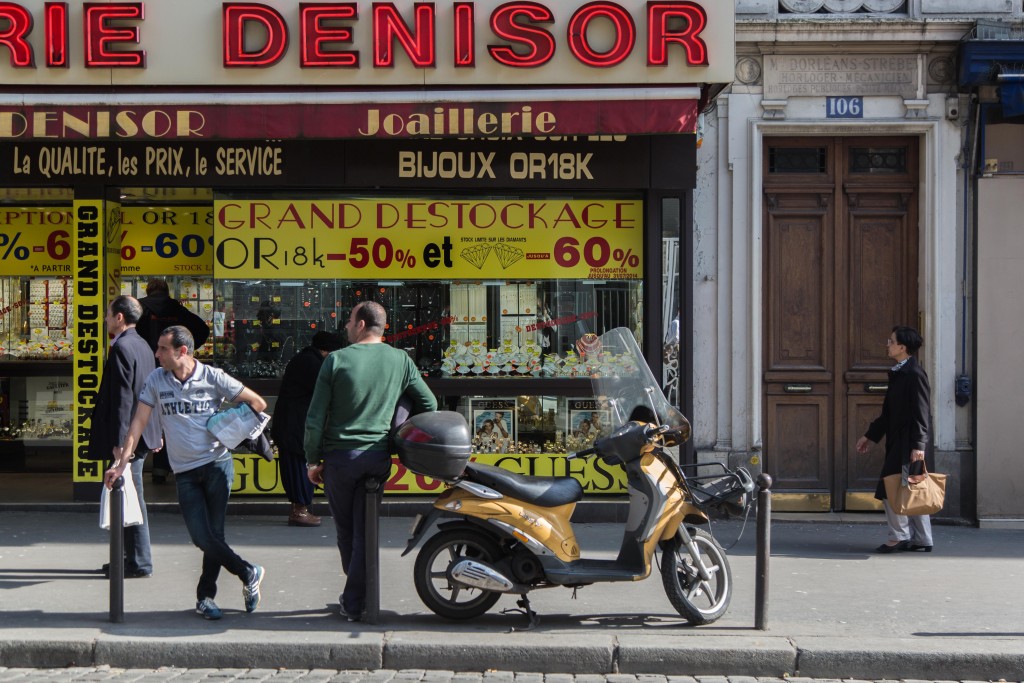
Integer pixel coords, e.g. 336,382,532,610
762,137,919,511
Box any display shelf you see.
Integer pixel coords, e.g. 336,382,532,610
426,377,592,396
0,361,73,377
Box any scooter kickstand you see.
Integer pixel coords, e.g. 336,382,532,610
503,593,540,631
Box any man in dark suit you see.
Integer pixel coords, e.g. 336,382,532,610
856,325,934,554
95,295,162,577
271,331,343,526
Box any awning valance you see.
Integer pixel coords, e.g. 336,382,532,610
0,88,700,141
998,65,1024,117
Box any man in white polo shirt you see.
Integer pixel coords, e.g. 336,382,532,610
105,325,267,621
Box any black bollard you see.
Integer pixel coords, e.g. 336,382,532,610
363,476,383,625
109,476,125,623
754,472,772,630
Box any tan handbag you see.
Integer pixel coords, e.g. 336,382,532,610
883,462,947,516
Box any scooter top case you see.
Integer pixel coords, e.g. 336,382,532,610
394,411,472,481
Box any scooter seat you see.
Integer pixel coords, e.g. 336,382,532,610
464,462,584,507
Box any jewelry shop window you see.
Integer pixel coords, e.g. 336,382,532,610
210,194,645,378
211,194,645,496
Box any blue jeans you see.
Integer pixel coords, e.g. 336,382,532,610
124,456,152,573
175,456,253,601
322,449,391,614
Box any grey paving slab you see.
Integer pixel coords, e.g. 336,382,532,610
383,634,613,674
791,637,1024,680
614,637,796,677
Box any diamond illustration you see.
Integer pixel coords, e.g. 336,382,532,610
493,243,524,268
460,245,492,269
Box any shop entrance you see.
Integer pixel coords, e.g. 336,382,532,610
761,137,919,512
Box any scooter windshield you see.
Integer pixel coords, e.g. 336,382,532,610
588,327,691,445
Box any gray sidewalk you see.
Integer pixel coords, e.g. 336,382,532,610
2,510,1023,679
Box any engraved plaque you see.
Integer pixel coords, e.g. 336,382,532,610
763,54,920,99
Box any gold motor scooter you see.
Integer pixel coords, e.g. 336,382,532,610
397,328,753,627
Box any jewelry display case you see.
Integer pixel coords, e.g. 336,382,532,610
208,278,642,384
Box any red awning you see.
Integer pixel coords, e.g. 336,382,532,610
0,88,700,140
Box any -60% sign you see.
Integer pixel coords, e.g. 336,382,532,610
122,232,213,261
553,236,640,269
0,230,71,261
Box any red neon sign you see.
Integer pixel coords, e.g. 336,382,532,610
567,2,635,68
0,2,34,67
300,3,358,67
44,2,67,67
372,3,435,68
223,3,288,67
0,1,713,72
83,2,145,68
647,1,707,66
453,2,474,67
488,2,555,68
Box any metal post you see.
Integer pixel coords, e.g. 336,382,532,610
754,473,772,630
109,476,125,623
363,476,383,625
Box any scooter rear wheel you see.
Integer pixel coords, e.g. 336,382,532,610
661,525,732,625
414,528,503,619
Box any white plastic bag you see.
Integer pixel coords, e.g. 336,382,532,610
99,464,144,530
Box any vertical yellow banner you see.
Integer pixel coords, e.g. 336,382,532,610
105,202,121,355
72,200,106,484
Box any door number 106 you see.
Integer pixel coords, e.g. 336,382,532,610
826,96,863,118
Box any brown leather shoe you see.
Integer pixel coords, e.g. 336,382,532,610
288,504,321,527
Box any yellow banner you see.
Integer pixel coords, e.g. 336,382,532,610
120,206,214,276
230,453,626,495
105,202,121,314
72,200,106,484
214,198,643,280
0,207,74,276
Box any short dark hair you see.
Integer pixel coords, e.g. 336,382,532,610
354,301,387,334
146,278,170,295
892,325,923,355
109,295,143,325
311,331,343,352
162,325,194,355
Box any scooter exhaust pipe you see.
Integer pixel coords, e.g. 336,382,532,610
450,559,518,593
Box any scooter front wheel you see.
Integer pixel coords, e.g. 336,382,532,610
414,528,503,619
661,525,732,625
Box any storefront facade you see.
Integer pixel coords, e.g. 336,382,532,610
0,0,735,501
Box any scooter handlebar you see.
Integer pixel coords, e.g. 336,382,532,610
567,447,597,460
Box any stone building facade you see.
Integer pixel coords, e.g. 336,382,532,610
693,0,1024,524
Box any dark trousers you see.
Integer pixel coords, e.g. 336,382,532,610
124,456,152,573
279,447,314,506
152,445,170,475
322,449,390,614
175,457,253,601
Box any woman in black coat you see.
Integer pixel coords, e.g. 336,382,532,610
856,325,933,554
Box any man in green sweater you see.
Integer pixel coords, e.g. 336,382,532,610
304,301,437,622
